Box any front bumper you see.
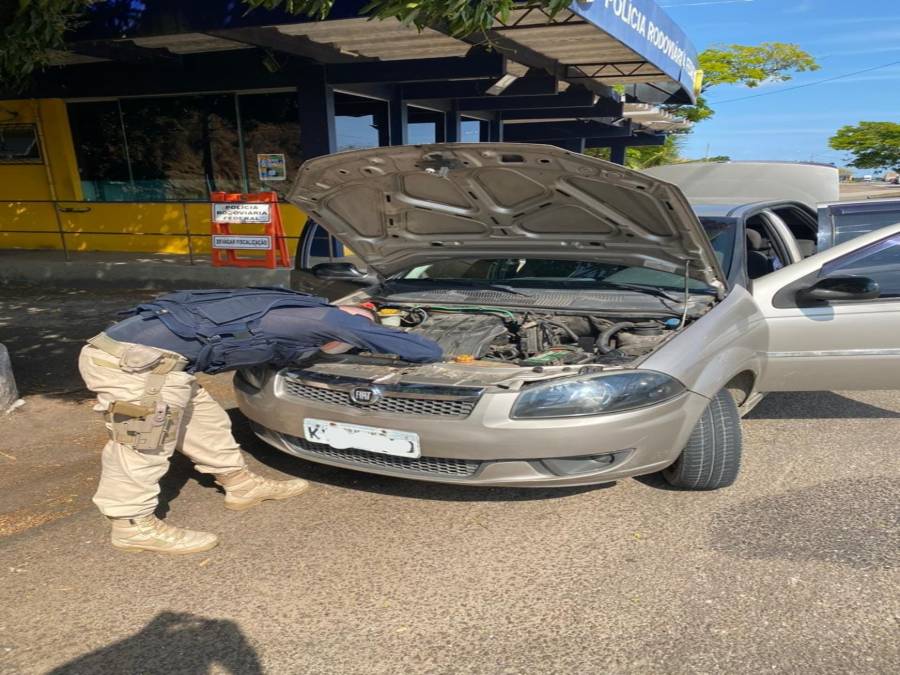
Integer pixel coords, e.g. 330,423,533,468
235,370,711,488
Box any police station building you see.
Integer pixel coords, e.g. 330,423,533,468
0,0,698,269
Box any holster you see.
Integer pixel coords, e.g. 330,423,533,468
107,400,179,454
88,334,188,454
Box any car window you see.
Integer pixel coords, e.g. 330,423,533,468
699,218,738,276
821,234,900,298
399,258,712,291
823,201,900,247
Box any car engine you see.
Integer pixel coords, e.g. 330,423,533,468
378,305,679,366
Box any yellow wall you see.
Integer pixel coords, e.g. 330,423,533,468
0,99,82,201
0,98,306,257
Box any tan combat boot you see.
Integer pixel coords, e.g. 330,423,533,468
110,515,219,554
215,468,309,511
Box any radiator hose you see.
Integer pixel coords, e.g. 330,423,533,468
596,322,635,354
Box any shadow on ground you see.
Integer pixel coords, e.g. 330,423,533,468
46,612,262,675
747,391,900,419
0,287,156,400
708,477,900,570
225,408,605,503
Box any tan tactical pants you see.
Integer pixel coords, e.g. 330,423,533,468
78,342,246,519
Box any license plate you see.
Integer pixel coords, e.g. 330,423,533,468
303,418,421,458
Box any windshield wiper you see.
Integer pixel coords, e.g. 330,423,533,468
385,278,531,296
586,280,686,302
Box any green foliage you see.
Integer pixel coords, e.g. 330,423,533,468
0,0,94,92
698,42,819,90
671,42,818,123
584,136,684,170
829,122,900,171
241,0,572,37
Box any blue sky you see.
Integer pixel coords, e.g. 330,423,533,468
661,0,900,166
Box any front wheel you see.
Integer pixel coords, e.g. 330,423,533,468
662,388,742,490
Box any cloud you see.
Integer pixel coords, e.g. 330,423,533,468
805,14,900,26
810,28,900,46
697,128,836,136
816,70,900,85
817,45,900,58
661,0,753,7
782,0,814,14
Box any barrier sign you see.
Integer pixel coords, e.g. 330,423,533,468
212,235,272,250
209,191,291,269
212,202,272,224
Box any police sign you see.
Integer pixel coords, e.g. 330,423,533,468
212,202,272,224
570,0,699,103
211,235,272,250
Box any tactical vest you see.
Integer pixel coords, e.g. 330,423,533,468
123,287,332,374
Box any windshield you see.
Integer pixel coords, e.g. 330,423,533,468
700,218,738,276
393,258,713,292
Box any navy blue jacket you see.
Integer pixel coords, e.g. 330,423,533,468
106,305,443,371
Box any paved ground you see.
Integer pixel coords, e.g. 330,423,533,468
840,181,900,201
0,287,898,674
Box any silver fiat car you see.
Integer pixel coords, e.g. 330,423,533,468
235,144,900,489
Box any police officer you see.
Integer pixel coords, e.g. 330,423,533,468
79,287,442,554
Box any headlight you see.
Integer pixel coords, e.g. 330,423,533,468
511,371,685,419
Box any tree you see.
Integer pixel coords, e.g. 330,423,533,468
829,122,900,172
674,42,819,123
0,0,96,92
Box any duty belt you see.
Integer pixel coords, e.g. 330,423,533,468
88,333,188,372
88,333,188,408
88,333,188,454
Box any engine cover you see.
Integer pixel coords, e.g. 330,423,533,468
408,313,507,358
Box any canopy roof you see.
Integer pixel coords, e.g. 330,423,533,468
47,1,698,104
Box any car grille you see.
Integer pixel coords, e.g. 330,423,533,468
282,434,481,478
281,378,477,418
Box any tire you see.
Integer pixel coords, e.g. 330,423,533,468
662,388,742,490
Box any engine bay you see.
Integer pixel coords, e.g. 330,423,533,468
372,304,682,367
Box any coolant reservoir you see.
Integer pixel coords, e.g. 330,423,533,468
378,308,403,327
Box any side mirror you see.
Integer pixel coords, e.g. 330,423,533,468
311,262,379,286
797,275,880,303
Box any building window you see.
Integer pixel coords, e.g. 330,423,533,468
335,92,385,151
68,92,303,202
68,101,132,201
0,124,41,163
238,92,303,193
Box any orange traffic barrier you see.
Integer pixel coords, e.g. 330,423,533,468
209,191,291,268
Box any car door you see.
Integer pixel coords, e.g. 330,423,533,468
751,222,900,391
817,199,900,250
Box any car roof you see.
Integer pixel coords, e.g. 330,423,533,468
689,198,819,220
689,199,774,219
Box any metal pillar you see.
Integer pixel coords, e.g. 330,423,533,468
489,113,503,142
296,67,336,159
445,101,461,143
609,145,627,165
479,120,490,142
389,87,408,145
374,105,390,147
295,67,337,272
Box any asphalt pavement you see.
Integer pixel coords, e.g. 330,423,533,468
0,288,898,674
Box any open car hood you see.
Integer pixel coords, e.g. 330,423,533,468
289,144,726,292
